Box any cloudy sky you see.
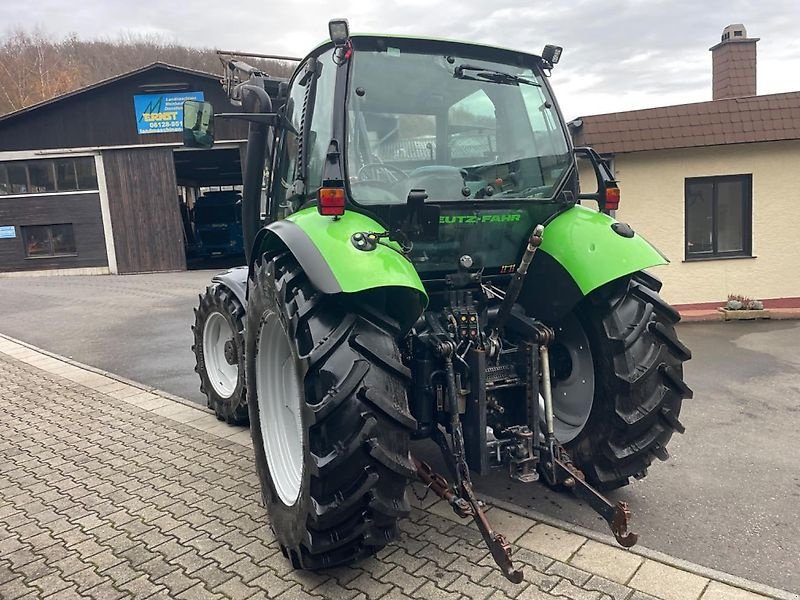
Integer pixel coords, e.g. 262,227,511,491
3,0,799,119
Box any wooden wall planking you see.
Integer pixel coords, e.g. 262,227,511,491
102,147,186,274
0,67,252,152
0,193,107,272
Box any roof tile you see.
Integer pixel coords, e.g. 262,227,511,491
575,91,800,153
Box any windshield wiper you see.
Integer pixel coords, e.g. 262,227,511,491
454,64,541,87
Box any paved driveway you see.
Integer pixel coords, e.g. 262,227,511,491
5,343,788,600
0,271,214,405
0,272,798,593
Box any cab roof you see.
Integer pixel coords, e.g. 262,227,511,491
307,33,546,65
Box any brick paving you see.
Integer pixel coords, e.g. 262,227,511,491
0,339,789,600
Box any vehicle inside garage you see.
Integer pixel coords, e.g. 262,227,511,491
174,146,246,266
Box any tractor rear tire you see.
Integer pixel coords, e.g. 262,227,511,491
192,284,248,425
563,272,692,490
245,252,415,569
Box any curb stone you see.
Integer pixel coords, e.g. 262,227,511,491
679,307,800,323
481,497,798,600
0,332,216,416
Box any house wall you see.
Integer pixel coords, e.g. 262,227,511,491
607,140,800,305
0,191,107,272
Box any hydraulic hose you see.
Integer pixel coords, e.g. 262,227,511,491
494,224,544,330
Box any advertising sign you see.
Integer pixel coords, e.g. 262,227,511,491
0,226,16,239
133,92,204,134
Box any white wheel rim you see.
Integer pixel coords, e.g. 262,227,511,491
545,313,596,443
202,312,239,398
255,312,304,506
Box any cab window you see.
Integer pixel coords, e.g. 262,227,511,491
306,50,336,193
272,62,308,217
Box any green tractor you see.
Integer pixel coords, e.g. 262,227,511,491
187,20,692,582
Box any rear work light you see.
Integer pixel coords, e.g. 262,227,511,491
604,186,620,211
318,188,346,216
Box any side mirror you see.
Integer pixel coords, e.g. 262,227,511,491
183,100,215,148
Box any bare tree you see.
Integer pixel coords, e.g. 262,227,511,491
0,28,296,116
0,29,83,114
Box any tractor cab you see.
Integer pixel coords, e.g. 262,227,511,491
269,34,578,278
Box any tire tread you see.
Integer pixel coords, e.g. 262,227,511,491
247,253,412,570
568,275,692,489
192,284,248,425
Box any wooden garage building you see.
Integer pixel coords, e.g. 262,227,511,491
0,63,268,274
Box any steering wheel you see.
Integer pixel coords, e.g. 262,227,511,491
357,163,408,185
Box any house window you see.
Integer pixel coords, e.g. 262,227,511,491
75,158,98,190
21,224,77,258
54,158,79,191
0,157,97,195
28,162,56,193
6,163,29,194
685,175,752,259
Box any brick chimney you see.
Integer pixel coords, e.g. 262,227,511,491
710,24,759,100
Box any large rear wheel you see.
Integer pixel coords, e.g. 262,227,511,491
246,252,416,569
551,273,693,490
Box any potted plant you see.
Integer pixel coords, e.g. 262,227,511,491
718,294,770,320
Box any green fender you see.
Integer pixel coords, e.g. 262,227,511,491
540,205,668,296
256,207,427,330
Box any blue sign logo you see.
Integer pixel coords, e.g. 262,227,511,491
133,92,205,134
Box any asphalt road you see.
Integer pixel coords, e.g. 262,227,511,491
0,271,798,592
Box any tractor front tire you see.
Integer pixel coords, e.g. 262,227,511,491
245,252,415,569
563,273,693,490
192,284,248,424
